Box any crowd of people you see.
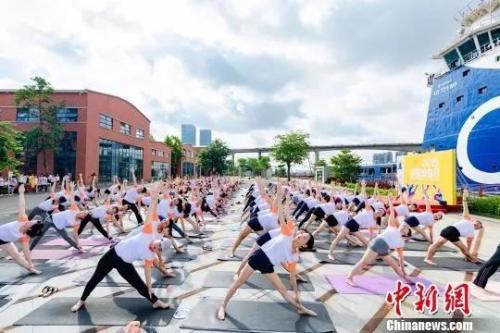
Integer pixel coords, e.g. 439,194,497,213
0,174,497,324
0,173,64,195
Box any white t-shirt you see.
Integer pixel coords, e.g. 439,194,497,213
258,212,279,231
453,219,475,238
394,204,410,217
141,196,152,206
410,212,434,226
124,188,139,203
261,233,299,267
319,202,336,216
378,227,405,250
354,211,376,228
157,199,170,218
90,205,108,219
332,211,350,225
38,198,54,211
52,210,78,229
115,232,155,264
0,221,22,242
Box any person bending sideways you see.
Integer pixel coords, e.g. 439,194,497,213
217,196,316,320
29,182,88,251
346,199,413,286
0,184,44,274
402,186,443,243
71,185,169,312
425,189,484,265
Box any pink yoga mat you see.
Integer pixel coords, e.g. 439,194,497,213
42,237,110,247
31,248,102,260
325,273,441,295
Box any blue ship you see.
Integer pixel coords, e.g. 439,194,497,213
423,0,500,191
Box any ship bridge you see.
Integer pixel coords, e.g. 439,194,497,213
434,0,500,71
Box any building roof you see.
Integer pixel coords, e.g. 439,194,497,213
0,89,151,123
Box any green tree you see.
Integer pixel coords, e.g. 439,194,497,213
197,139,231,175
0,122,24,171
237,158,248,175
15,77,64,174
164,135,183,177
271,130,310,180
274,164,287,178
330,149,362,183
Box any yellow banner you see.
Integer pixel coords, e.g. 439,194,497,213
402,150,457,205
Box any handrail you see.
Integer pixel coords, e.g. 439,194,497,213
432,36,500,80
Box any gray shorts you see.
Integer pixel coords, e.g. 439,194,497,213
370,238,390,257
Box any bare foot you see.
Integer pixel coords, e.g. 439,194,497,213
28,267,41,275
229,252,235,258
217,306,226,320
327,253,335,261
297,305,317,316
71,300,85,312
152,300,170,309
164,271,176,278
424,258,437,266
346,278,357,287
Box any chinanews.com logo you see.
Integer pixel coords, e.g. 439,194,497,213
384,281,474,332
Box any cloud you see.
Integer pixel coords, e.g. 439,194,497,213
0,0,469,152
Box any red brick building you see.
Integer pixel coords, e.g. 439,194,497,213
0,89,197,182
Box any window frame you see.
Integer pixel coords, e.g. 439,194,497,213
120,121,131,135
99,114,113,130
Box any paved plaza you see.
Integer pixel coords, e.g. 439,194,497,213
0,183,499,333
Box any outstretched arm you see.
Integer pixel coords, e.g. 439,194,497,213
423,185,432,213
462,189,471,220
130,168,138,187
18,184,26,217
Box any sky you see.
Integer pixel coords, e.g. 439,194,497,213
0,0,469,159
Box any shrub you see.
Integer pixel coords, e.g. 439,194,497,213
468,196,500,219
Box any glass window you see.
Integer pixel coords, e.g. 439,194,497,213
152,149,156,156
99,114,113,129
456,95,464,103
438,102,445,108
478,86,487,94
54,132,77,177
462,69,470,77
57,108,78,122
458,39,477,62
443,49,460,69
152,161,170,180
98,139,143,183
16,107,40,122
477,32,491,50
491,28,500,43
136,128,144,139
120,122,130,135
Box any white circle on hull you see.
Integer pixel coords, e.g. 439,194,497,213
456,96,500,184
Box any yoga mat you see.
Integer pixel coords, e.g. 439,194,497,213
181,298,335,333
221,239,255,248
0,262,73,284
202,271,314,291
315,252,390,266
30,248,102,260
404,242,455,252
165,249,200,261
0,298,10,308
325,274,440,295
470,282,500,301
74,267,186,287
217,249,252,261
314,240,365,251
42,237,111,247
404,256,484,271
14,297,175,326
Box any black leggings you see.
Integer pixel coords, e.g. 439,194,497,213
473,244,500,288
77,215,110,239
80,248,158,303
123,199,143,224
29,221,79,250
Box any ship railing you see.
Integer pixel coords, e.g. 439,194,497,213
433,36,500,79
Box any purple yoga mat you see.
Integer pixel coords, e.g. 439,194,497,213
42,237,110,247
325,273,441,295
31,248,102,260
